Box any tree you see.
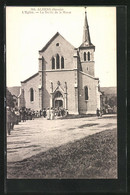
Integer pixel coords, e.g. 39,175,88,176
108,96,117,107
105,96,108,104
6,88,15,108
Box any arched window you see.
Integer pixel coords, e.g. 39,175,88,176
61,57,64,69
56,54,60,69
30,88,34,102
52,57,55,69
88,52,90,61
84,52,86,61
85,86,88,100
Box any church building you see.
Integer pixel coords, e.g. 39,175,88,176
19,11,101,114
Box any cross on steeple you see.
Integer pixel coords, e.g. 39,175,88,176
85,6,87,13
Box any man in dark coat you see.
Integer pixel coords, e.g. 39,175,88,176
43,108,46,118
10,108,16,130
6,106,11,135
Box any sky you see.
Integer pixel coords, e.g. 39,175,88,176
6,6,116,87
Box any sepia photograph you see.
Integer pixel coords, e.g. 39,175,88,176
6,6,117,179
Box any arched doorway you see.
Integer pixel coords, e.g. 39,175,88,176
53,91,64,109
55,100,63,108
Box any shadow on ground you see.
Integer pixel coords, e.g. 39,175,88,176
59,114,117,120
78,123,99,128
99,115,117,119
60,114,96,119
7,128,117,179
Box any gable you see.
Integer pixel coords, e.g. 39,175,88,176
39,32,76,70
39,32,74,53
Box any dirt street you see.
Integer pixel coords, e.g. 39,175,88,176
7,114,117,163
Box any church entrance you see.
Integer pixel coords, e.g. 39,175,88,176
53,91,64,109
55,100,63,108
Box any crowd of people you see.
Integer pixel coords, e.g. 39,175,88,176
6,105,115,135
6,106,68,135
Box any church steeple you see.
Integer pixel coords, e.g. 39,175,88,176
82,9,91,45
80,8,94,48
79,7,95,77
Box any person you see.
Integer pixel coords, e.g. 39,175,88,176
61,108,64,117
32,110,35,120
11,108,16,130
66,109,69,116
57,107,61,116
46,108,50,120
36,110,39,118
50,107,54,120
25,108,28,120
22,108,26,122
19,108,22,122
96,108,100,118
15,109,20,125
40,110,42,117
100,109,102,117
43,108,46,118
27,109,32,120
6,106,11,135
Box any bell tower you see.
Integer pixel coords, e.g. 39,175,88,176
79,8,95,77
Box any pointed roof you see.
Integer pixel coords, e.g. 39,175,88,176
39,32,60,52
39,32,74,53
83,11,91,44
21,72,39,83
79,10,95,49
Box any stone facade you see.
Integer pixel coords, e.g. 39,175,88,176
20,11,101,114
21,73,39,110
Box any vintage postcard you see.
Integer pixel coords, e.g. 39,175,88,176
6,6,117,180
